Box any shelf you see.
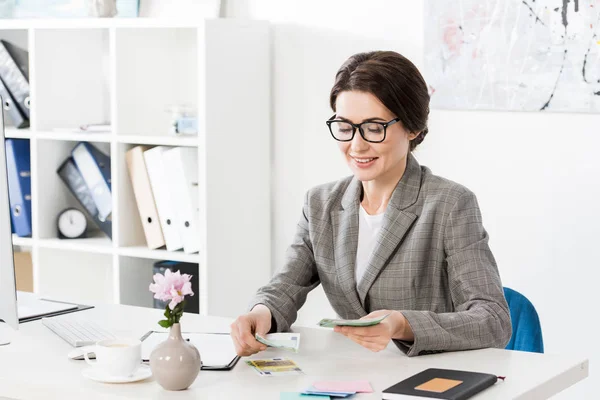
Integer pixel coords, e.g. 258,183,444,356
12,235,33,247
0,18,213,30
34,28,111,131
117,135,198,147
5,128,113,142
118,246,200,263
4,128,32,139
37,234,113,254
0,20,271,316
35,130,112,143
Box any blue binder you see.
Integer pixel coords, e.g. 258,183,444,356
71,143,111,222
5,138,32,237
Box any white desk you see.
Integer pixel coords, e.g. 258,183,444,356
0,304,588,399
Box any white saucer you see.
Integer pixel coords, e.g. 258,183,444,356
82,365,152,383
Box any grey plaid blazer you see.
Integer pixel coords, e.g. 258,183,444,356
250,153,512,356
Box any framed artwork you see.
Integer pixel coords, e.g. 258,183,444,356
424,0,600,113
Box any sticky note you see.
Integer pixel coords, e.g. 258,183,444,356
415,378,463,393
313,380,374,393
280,393,330,399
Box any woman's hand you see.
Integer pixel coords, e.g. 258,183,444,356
230,304,272,356
334,310,414,352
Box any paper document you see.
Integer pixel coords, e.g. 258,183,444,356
141,332,237,368
317,313,391,328
255,333,301,353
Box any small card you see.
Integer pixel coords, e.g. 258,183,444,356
246,358,304,377
302,386,355,397
313,380,373,393
256,332,301,353
280,393,329,399
317,313,391,328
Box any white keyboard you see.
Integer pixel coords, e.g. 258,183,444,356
42,316,116,347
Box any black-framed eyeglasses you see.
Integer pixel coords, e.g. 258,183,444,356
325,115,401,143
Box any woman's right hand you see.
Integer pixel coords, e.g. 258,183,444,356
230,304,272,356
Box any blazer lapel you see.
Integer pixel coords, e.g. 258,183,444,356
357,154,422,307
331,178,365,317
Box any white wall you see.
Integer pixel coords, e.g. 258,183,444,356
224,0,596,397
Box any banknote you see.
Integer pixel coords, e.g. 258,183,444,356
255,332,301,353
317,313,391,328
245,357,304,377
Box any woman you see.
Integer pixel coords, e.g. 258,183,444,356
230,51,512,357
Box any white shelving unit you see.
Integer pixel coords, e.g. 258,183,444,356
2,18,271,318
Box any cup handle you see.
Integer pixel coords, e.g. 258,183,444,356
83,348,97,366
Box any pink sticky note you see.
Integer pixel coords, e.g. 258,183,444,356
313,380,373,393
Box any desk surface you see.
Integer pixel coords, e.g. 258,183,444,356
0,304,588,400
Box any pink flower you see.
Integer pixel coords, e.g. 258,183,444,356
149,269,194,310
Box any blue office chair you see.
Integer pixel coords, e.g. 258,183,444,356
503,287,544,353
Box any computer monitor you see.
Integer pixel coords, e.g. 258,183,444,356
0,99,81,345
0,100,19,345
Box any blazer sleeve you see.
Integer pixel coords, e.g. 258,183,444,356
394,190,512,357
248,191,320,332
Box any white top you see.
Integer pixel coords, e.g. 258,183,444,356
0,303,589,399
356,206,385,286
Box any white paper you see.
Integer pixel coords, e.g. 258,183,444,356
141,332,238,368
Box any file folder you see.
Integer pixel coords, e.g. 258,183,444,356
162,147,200,254
143,146,183,251
0,41,30,119
57,157,112,239
5,139,32,237
72,143,112,222
125,146,165,250
0,79,28,128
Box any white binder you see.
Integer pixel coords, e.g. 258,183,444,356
143,146,184,251
162,147,200,254
125,146,165,250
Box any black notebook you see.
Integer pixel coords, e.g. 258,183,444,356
382,368,498,400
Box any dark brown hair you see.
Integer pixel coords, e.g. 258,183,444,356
329,51,430,152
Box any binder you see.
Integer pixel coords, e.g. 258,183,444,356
152,261,199,313
125,146,165,250
0,79,28,128
143,146,183,251
1,40,29,80
5,139,32,237
57,157,112,239
71,143,112,222
162,147,200,254
0,41,30,119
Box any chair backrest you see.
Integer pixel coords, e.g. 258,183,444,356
503,287,544,353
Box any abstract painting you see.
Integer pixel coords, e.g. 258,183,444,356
424,0,600,112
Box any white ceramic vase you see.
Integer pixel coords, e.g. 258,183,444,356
149,323,201,391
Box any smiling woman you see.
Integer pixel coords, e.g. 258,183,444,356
231,51,512,358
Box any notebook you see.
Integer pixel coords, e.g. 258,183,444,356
382,368,498,400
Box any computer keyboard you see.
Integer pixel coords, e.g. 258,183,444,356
42,316,116,347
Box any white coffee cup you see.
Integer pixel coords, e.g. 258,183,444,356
83,338,142,377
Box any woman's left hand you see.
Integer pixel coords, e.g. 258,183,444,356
334,310,413,352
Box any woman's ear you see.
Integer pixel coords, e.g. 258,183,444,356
408,132,420,140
